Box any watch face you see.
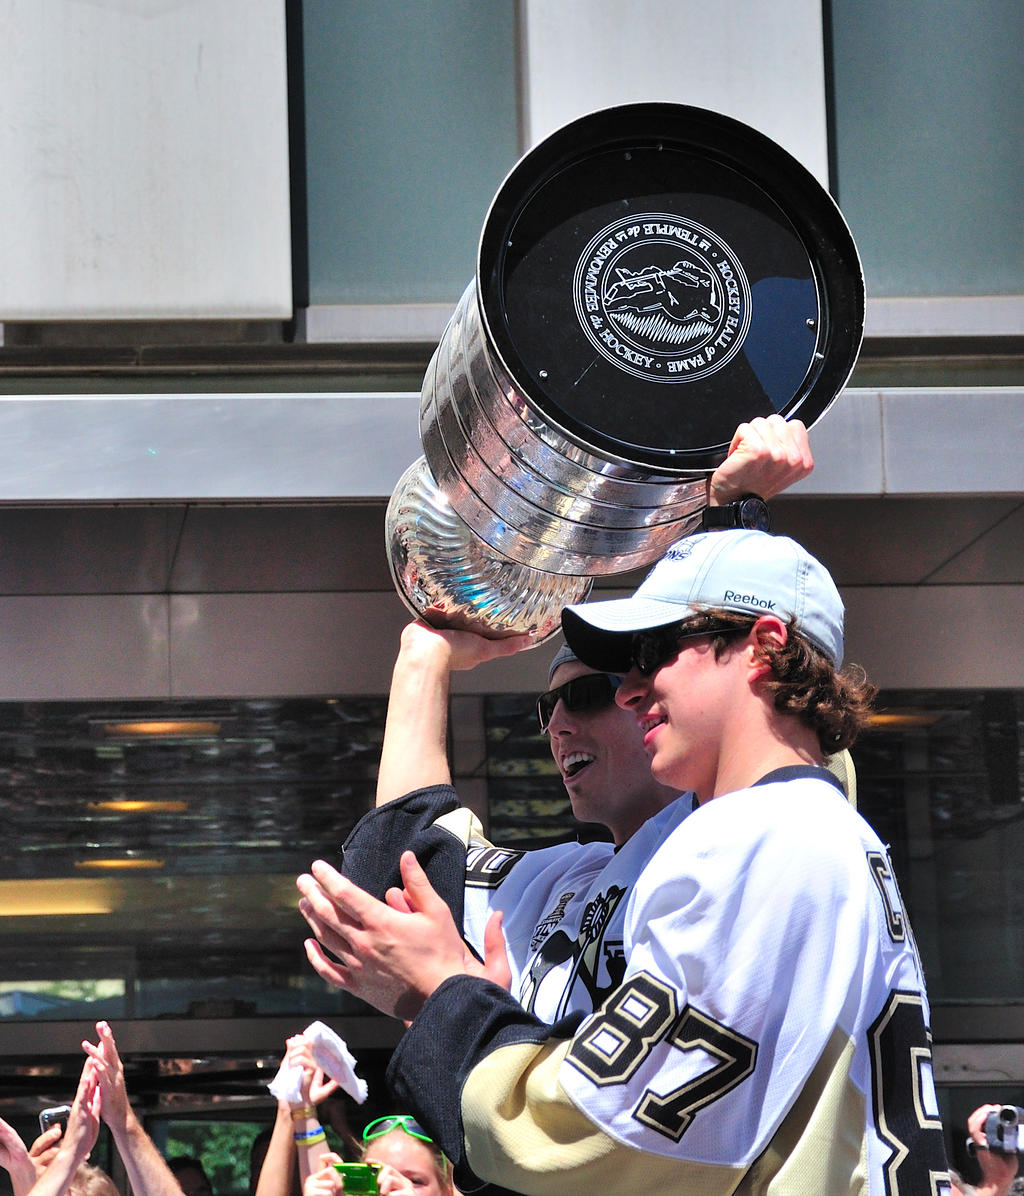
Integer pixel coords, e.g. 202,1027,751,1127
738,496,771,532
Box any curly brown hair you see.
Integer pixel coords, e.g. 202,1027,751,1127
691,609,876,753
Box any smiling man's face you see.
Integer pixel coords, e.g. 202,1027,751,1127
545,660,678,844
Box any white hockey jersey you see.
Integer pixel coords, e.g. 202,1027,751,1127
384,771,950,1195
461,797,694,1024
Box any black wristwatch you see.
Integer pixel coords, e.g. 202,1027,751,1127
701,494,771,533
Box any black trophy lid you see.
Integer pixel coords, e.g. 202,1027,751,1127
478,103,864,474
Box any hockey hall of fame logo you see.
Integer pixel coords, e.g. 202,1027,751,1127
572,213,752,384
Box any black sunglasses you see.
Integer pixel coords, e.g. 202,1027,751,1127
630,618,742,676
536,672,622,732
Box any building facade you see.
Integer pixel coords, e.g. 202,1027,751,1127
0,0,1021,1182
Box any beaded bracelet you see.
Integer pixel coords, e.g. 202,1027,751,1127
290,1105,317,1121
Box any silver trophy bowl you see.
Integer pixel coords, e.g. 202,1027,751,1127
386,456,593,640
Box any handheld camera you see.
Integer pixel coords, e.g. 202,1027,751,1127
967,1105,1024,1156
331,1162,382,1195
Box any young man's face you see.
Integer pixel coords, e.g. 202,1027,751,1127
545,660,676,844
614,630,749,800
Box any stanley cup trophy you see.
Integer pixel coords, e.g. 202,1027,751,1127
386,103,864,642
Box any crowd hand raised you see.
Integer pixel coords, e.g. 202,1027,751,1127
24,1063,102,1196
57,1060,102,1168
0,1115,38,1196
298,851,503,1021
81,1020,191,1196
301,1152,342,1196
707,415,813,505
283,1036,340,1106
27,1128,63,1175
81,1021,130,1132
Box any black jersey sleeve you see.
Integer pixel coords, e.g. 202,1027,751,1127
385,975,558,1183
386,976,624,1196
337,784,469,925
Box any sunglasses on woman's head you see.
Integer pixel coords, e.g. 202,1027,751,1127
536,672,621,732
361,1114,434,1144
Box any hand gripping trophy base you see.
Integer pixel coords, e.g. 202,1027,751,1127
385,457,592,644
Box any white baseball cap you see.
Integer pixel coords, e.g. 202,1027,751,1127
561,529,845,670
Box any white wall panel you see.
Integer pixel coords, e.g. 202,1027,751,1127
521,0,830,183
0,595,170,699
0,0,292,319
844,586,1024,689
787,389,885,496
1,388,1019,502
788,387,1024,498
0,393,421,500
882,389,1024,496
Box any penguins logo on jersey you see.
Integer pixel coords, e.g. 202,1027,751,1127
520,884,628,1019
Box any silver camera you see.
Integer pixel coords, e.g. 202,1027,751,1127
968,1105,1024,1155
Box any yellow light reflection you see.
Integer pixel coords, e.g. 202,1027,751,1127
87,800,188,814
0,879,120,916
74,858,165,872
868,710,948,729
101,721,221,738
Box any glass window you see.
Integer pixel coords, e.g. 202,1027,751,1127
2,687,1021,1035
856,690,1024,1003
157,1117,282,1196
301,0,519,306
0,698,385,1023
829,0,1024,297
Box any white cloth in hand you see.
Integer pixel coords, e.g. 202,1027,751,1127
267,1020,368,1104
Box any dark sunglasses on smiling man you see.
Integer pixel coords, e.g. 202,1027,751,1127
536,672,622,732
537,617,746,732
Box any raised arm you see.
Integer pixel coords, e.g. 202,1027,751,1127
279,1036,340,1190
26,1126,63,1178
381,419,813,802
25,1062,100,1196
0,1117,40,1196
707,414,813,505
251,1102,297,1196
375,622,529,807
81,1021,183,1196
